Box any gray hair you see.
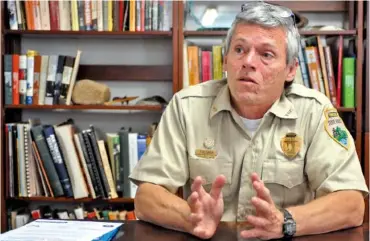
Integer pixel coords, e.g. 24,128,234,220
224,2,300,66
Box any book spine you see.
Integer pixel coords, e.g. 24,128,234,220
4,55,13,105
71,0,79,31
59,56,75,105
81,131,106,198
43,125,74,197
19,55,27,104
26,55,35,105
118,129,129,196
31,125,64,197
97,0,103,31
32,55,42,105
84,0,92,30
53,56,66,105
48,0,59,30
342,57,356,108
12,54,20,105
77,0,85,30
38,56,49,105
39,0,50,30
59,0,71,31
45,55,58,105
7,0,18,30
86,127,111,198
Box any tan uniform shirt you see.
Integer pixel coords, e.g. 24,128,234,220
129,79,369,222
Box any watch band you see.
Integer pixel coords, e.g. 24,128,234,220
284,209,293,221
282,209,296,239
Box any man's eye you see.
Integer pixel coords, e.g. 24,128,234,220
235,47,244,54
263,52,274,59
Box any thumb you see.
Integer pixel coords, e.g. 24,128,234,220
209,175,226,199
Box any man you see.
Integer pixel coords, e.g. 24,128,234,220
129,1,369,240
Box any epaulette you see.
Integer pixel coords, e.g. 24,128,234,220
285,83,331,106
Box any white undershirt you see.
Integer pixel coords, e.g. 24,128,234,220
240,116,262,137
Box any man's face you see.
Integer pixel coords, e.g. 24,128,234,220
224,23,297,107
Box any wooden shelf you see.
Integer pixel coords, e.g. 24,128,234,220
5,104,164,111
77,65,173,81
337,107,356,112
7,197,134,203
3,30,172,38
184,29,357,37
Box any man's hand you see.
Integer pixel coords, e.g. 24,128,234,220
187,175,226,239
240,173,284,240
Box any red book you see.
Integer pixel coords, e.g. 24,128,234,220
12,55,20,105
202,51,211,82
336,35,343,107
49,0,60,30
119,0,124,31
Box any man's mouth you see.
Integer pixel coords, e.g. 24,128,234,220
238,77,257,84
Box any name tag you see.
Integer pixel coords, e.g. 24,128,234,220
195,149,217,159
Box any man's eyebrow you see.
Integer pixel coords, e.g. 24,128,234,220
233,37,248,43
261,42,278,50
233,37,277,49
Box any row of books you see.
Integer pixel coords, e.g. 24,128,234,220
4,50,81,105
295,35,355,108
5,118,158,201
7,0,172,32
9,205,135,230
183,42,226,87
183,35,356,108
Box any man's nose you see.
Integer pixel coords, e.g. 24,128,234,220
242,49,258,70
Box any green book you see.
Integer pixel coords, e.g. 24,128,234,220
342,57,356,108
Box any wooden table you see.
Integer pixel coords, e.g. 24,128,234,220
113,221,369,241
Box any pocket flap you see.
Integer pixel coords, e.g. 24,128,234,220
262,159,305,189
188,157,233,185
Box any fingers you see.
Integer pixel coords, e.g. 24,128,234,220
246,215,271,229
189,212,203,223
250,173,274,204
191,176,207,197
240,228,264,240
187,191,201,212
209,175,226,199
251,196,272,217
250,172,262,184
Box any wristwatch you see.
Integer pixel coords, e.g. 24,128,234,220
282,209,296,239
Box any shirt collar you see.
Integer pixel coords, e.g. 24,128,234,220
268,90,298,119
209,83,233,119
209,84,298,120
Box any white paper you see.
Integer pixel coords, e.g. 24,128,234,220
0,219,123,241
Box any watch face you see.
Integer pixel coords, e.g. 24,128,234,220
284,220,296,236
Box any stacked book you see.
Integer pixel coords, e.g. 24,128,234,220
5,119,156,200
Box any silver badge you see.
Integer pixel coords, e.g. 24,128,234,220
203,137,215,149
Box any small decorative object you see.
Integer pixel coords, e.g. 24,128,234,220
104,96,139,105
72,79,110,105
135,95,168,107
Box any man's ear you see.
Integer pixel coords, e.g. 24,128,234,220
286,58,298,82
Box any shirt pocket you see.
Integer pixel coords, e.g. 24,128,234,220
261,158,307,208
188,156,233,195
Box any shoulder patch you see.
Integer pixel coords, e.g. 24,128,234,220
323,108,349,150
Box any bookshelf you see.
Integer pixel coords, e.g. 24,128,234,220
0,0,179,232
0,0,368,232
4,104,164,111
8,197,134,204
184,29,358,37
